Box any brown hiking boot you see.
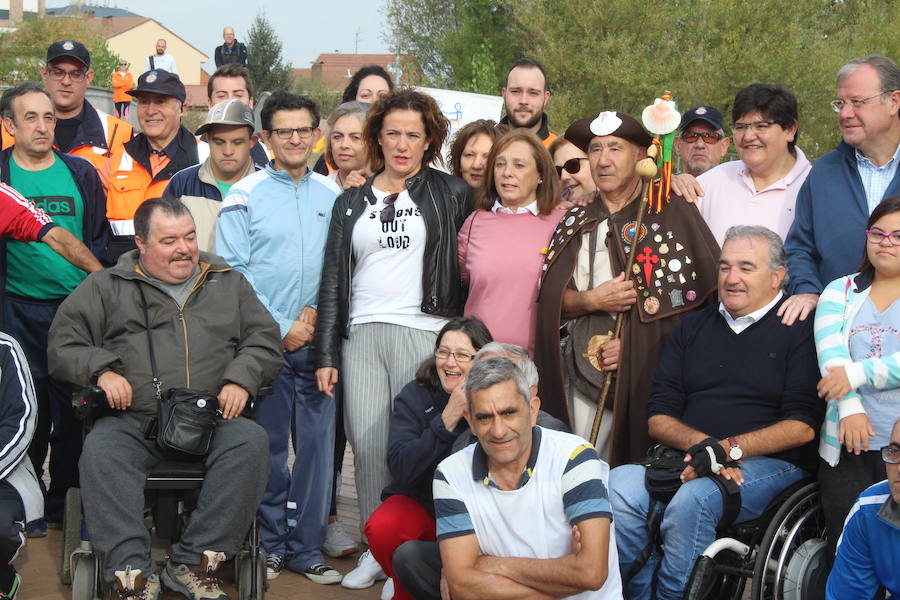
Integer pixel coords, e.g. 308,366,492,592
160,550,229,600
112,567,160,600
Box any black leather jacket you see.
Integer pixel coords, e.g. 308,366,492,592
315,167,472,370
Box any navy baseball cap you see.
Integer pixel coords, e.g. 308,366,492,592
679,106,724,131
127,70,186,103
46,40,91,68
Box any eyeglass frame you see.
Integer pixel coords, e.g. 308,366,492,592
269,127,316,140
865,229,900,246
434,348,475,363
46,66,89,82
555,157,588,177
830,90,894,113
731,120,778,134
680,130,725,144
881,443,900,464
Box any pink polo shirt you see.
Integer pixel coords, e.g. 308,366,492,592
696,148,811,244
458,206,564,354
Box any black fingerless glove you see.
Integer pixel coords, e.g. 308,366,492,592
686,437,727,476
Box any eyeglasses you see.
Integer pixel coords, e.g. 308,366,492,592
882,444,900,464
434,348,475,363
831,90,893,113
47,67,87,82
680,130,724,143
865,229,900,246
555,157,588,177
270,127,315,140
380,193,399,223
731,120,777,134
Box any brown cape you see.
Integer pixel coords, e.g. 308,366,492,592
534,189,720,466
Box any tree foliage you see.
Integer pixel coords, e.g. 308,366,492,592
384,0,900,159
383,0,521,94
246,11,294,95
0,16,120,88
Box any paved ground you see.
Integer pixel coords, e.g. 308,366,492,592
18,448,384,599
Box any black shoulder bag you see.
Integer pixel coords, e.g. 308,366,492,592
624,443,742,585
138,285,218,461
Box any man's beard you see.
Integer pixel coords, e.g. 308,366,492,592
508,108,542,130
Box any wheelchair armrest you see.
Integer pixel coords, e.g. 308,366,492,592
72,385,116,425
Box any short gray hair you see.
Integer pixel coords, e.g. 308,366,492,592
465,357,531,411
327,101,369,129
893,413,900,439
474,342,539,387
723,225,789,290
836,55,900,97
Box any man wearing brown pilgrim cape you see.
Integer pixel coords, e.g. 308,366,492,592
535,110,720,466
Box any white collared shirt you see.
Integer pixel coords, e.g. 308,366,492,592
718,291,784,334
491,199,539,216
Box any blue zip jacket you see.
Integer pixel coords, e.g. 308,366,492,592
827,480,900,598
215,163,340,338
785,141,900,295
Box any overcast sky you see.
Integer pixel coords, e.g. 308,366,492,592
48,1,394,72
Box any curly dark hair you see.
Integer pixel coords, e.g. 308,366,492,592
364,88,449,169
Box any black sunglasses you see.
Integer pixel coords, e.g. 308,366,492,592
380,193,400,223
555,157,587,177
680,131,724,143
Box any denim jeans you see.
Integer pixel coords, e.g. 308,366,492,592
609,456,808,600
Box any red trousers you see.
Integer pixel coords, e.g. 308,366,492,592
364,494,436,600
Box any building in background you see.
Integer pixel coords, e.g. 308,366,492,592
293,53,415,93
0,0,46,29
45,4,208,85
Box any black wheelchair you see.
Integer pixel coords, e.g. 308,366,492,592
60,386,267,600
685,478,828,600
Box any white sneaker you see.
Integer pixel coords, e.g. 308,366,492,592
381,578,394,600
340,550,386,589
322,520,359,557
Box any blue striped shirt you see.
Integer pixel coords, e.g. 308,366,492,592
857,141,900,214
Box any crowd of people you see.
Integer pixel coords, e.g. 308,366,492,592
0,32,895,600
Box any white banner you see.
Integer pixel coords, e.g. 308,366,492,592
416,86,504,168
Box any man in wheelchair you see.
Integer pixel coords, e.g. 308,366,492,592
47,197,283,600
827,414,900,598
609,226,825,600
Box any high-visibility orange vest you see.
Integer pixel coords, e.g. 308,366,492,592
105,131,205,235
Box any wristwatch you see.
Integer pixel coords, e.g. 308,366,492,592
727,436,743,461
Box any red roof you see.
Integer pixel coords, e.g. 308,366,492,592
293,53,410,91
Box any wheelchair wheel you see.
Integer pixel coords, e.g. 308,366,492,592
71,553,99,600
236,549,266,600
750,482,827,600
61,487,83,585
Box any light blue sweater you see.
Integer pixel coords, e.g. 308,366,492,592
215,163,340,338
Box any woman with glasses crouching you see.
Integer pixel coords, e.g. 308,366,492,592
457,130,564,355
315,89,473,590
363,317,491,600
815,195,900,556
